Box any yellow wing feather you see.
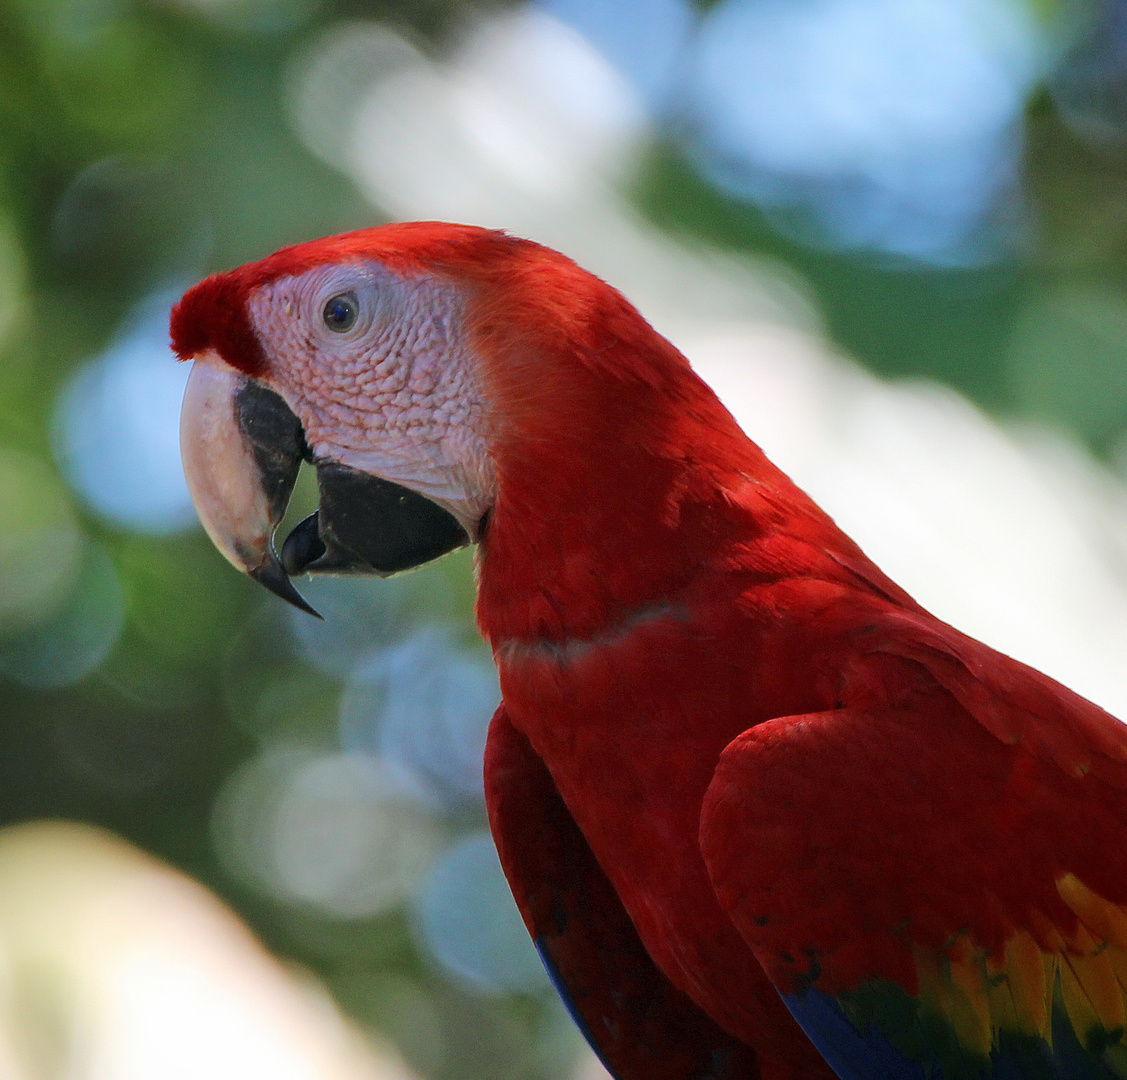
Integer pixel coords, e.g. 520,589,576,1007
909,877,1127,1060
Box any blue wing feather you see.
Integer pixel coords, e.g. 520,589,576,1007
783,982,1125,1080
784,989,931,1080
535,938,622,1080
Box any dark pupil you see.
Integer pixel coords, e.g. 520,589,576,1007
323,294,357,332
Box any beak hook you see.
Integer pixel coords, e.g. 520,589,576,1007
181,355,323,617
249,551,322,619
181,353,469,613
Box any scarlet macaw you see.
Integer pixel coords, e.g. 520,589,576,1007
174,222,1127,1080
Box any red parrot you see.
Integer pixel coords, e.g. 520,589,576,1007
173,222,1127,1080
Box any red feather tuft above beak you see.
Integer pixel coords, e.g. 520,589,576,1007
170,272,267,377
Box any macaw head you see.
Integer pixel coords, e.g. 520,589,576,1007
173,223,508,616
173,221,752,625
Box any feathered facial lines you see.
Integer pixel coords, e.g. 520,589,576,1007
177,253,502,616
242,259,496,533
248,260,416,382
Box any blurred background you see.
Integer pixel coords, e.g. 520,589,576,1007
2,0,1127,1075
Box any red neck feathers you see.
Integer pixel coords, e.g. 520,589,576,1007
464,243,844,645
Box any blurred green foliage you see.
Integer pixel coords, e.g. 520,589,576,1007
0,0,525,1074
636,100,1127,438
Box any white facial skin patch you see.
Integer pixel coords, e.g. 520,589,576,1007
245,261,496,536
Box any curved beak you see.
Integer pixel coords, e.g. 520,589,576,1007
179,354,471,617
180,354,319,617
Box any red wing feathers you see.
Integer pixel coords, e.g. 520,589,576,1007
869,609,1127,781
699,636,1127,1079
484,705,762,1080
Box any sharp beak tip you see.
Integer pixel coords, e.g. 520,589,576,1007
248,558,323,619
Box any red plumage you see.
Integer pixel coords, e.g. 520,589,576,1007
177,224,1127,1080
451,228,1127,1077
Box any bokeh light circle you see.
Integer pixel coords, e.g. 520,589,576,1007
214,747,445,918
340,627,500,806
54,288,195,534
415,832,548,995
685,0,1047,262
0,449,84,637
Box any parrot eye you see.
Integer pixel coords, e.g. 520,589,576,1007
322,292,359,333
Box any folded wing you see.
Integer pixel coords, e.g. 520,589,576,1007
485,705,760,1080
700,624,1127,1080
